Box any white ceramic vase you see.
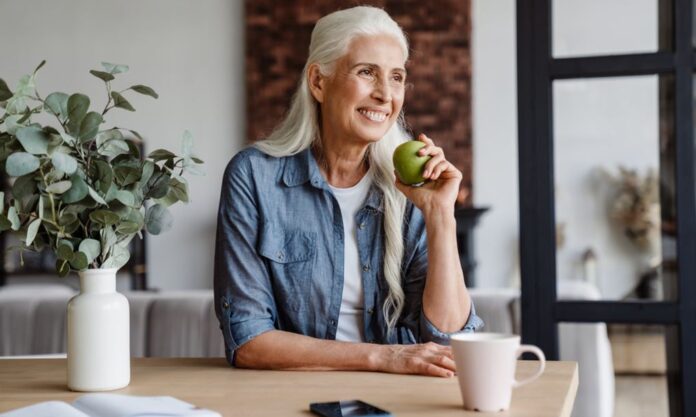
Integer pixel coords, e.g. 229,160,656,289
67,268,130,391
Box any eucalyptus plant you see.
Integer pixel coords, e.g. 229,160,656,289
0,61,204,276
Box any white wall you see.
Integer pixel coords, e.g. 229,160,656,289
472,0,660,298
0,0,246,289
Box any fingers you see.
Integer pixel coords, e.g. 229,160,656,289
420,343,456,377
415,135,457,181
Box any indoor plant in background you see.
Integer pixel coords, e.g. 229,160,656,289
0,61,204,391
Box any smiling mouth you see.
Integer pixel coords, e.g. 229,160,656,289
358,108,388,122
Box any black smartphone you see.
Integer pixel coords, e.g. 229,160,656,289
309,400,393,417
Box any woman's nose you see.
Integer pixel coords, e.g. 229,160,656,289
371,78,392,102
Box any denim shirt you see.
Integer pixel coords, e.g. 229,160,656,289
214,146,483,365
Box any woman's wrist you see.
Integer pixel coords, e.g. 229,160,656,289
365,344,386,372
423,204,456,228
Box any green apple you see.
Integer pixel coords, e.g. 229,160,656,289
393,140,431,185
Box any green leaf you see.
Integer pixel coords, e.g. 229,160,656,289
101,62,129,74
110,91,135,112
70,251,88,270
191,157,204,164
116,220,140,234
147,149,176,161
44,92,69,118
0,215,11,232
45,180,72,194
56,259,70,277
93,160,114,194
66,93,90,134
33,60,46,74
147,171,169,198
15,74,35,96
183,157,205,176
38,195,44,219
114,162,141,186
59,211,77,226
5,152,40,176
181,130,193,157
4,115,25,135
57,241,73,260
87,185,107,205
169,177,189,203
89,209,120,226
102,243,130,270
145,204,173,235
0,78,12,101
61,175,89,204
51,152,78,174
89,70,115,82
60,132,77,145
78,111,103,141
96,129,123,146
26,218,41,246
7,206,20,231
15,126,49,154
100,139,129,159
114,190,135,206
12,174,36,199
139,160,155,186
100,226,118,258
78,239,100,264
130,84,159,99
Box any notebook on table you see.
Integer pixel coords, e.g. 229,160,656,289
0,393,221,417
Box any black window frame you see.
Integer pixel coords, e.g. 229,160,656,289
517,0,696,416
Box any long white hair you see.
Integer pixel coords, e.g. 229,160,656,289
253,6,411,331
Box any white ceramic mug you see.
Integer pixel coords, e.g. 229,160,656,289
450,333,546,412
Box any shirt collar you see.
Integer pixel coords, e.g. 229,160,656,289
281,147,384,213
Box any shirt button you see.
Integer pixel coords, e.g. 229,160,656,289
367,308,374,314
362,264,370,272
276,251,284,260
329,320,336,326
359,222,366,230
222,301,230,309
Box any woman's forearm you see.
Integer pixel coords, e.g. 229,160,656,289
235,330,380,371
421,205,471,333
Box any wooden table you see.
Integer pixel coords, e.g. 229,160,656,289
0,358,578,416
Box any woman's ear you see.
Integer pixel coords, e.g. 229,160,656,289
307,63,325,103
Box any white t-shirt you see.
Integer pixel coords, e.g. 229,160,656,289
328,171,373,343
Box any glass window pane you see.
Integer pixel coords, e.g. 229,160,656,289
558,322,672,417
552,0,662,58
553,75,676,301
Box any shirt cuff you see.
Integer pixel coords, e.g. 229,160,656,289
222,316,276,367
419,302,484,344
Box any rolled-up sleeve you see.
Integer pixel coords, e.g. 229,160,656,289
400,204,484,345
214,151,277,365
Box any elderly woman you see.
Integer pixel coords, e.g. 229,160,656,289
214,6,482,378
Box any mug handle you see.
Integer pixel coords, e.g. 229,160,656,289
512,344,546,388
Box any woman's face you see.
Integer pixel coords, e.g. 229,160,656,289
313,34,407,146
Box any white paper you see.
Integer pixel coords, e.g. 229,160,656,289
0,401,89,417
0,395,221,417
73,394,221,417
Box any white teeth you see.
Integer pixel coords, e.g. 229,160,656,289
358,109,387,122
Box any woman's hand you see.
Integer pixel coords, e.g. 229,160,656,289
371,342,457,378
393,133,463,215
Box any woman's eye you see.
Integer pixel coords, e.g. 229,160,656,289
392,74,404,83
358,68,374,76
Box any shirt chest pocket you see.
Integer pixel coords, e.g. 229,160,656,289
258,224,317,312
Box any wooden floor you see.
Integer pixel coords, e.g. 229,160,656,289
614,375,669,417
